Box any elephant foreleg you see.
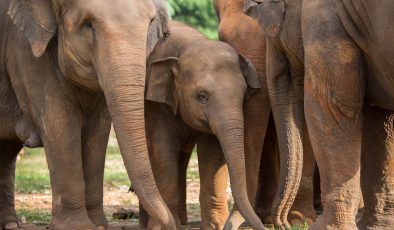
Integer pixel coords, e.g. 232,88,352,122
358,106,394,230
81,102,111,229
197,135,229,230
0,140,22,230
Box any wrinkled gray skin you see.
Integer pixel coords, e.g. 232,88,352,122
244,0,305,228
140,21,264,230
0,0,176,229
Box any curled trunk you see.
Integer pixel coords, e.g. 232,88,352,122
211,110,264,230
96,28,175,229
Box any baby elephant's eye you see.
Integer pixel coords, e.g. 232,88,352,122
197,91,209,104
83,20,94,30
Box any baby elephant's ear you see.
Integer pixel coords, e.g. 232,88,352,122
146,57,180,115
258,0,285,37
239,54,262,100
8,0,58,57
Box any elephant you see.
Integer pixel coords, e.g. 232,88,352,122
243,0,311,228
0,0,176,229
136,21,266,230
301,0,394,229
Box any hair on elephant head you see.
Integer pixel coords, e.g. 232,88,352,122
7,0,175,228
146,42,261,133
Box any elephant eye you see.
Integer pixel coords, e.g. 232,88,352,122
83,19,94,30
197,91,209,104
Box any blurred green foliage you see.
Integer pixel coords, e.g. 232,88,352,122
167,0,218,39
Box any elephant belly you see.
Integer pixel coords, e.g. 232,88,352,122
0,74,20,139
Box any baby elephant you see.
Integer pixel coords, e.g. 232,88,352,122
140,21,263,230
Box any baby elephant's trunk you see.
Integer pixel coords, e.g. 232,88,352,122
210,109,264,230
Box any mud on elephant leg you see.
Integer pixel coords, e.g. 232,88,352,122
0,140,22,230
197,136,229,230
82,102,111,229
303,5,364,228
358,107,394,230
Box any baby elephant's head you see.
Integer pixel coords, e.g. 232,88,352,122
146,40,261,134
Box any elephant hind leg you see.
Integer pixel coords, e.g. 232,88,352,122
197,136,229,230
303,1,365,228
0,140,23,230
358,107,394,230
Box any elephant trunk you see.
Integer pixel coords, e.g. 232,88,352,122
96,27,175,229
210,109,264,230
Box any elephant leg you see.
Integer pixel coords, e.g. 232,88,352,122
197,135,229,230
178,145,193,226
254,115,279,224
358,107,394,230
81,104,111,229
289,130,317,225
0,140,22,230
303,3,364,228
39,112,94,229
145,129,183,229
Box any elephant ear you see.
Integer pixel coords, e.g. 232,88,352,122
244,0,263,19
8,0,57,57
238,54,261,100
257,0,285,37
146,57,180,115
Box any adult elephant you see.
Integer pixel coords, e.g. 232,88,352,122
0,0,175,229
215,0,316,228
302,0,394,229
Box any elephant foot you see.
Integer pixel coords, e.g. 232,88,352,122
223,210,245,230
0,211,18,230
255,207,272,224
96,225,106,230
288,208,317,225
309,215,357,230
51,212,96,230
357,214,394,230
288,210,314,226
87,209,108,228
4,222,18,230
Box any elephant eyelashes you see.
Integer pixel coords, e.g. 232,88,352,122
197,91,209,104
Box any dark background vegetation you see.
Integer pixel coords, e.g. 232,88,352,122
167,0,218,39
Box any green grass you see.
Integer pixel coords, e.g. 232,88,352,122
15,146,130,193
17,209,51,225
16,148,50,193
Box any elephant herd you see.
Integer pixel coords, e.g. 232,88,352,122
0,0,393,230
